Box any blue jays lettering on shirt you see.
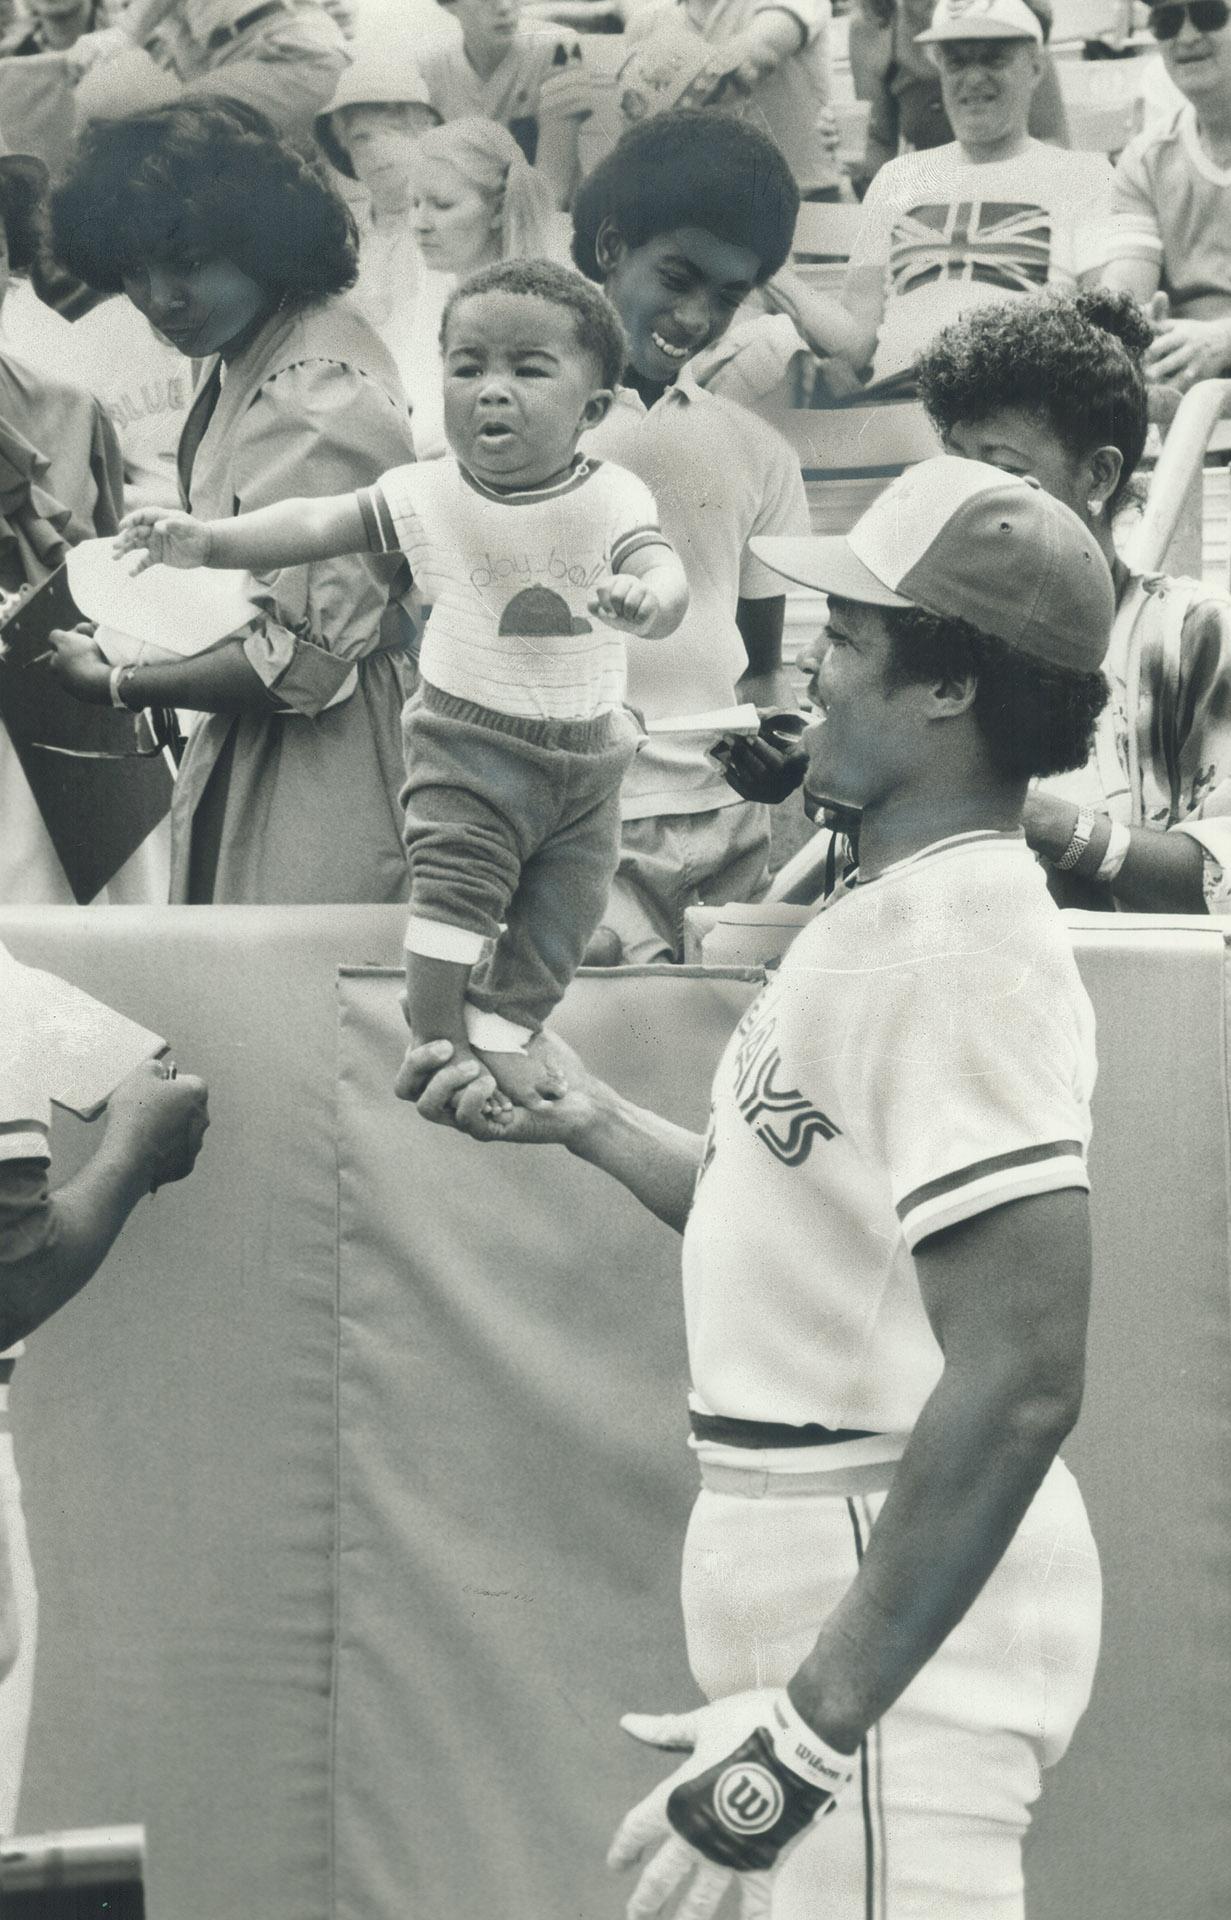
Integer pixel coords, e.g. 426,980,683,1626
696,985,842,1190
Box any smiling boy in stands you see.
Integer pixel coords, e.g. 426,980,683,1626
114,259,688,1126
573,112,813,967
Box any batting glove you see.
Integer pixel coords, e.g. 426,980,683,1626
608,1688,854,1917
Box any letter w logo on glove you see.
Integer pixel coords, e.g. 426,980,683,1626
609,1690,855,1918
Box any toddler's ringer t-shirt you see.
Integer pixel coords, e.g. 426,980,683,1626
359,455,667,720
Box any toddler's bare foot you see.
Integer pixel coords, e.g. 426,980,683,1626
475,1042,567,1112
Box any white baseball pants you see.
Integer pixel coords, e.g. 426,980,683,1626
680,1455,1102,1920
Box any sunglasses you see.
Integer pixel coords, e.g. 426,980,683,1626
1149,0,1231,38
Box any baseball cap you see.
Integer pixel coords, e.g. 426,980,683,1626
750,456,1114,673
916,0,1044,42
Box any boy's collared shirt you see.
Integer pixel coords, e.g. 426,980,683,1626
417,22,586,129
582,365,809,820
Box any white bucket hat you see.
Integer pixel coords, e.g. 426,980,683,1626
315,42,437,177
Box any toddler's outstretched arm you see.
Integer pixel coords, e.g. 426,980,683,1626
589,544,689,641
114,492,371,576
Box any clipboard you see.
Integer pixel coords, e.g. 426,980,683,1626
0,567,174,903
0,954,167,1120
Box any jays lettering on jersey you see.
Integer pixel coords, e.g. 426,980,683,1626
682,832,1096,1435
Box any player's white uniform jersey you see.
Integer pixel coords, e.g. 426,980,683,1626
679,831,1102,1918
682,829,1096,1440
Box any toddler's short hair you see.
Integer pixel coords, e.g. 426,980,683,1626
441,257,628,389
572,110,799,287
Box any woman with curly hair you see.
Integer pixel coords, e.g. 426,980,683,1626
45,96,418,905
917,288,1231,913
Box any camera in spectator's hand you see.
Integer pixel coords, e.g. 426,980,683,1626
710,709,809,805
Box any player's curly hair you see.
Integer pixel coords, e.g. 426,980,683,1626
48,96,358,300
442,257,628,389
916,291,1151,520
880,602,1109,780
571,110,799,287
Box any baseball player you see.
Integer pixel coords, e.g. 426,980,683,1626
403,455,1114,1919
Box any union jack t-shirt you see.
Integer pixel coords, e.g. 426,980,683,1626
847,140,1116,379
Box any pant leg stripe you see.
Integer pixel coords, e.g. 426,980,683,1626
846,1498,877,1920
859,1495,890,1920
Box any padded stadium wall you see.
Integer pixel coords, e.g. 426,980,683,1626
0,906,1225,1919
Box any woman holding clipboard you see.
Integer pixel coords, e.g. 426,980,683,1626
45,97,418,905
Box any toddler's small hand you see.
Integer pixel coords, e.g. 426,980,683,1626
589,573,661,636
113,508,212,574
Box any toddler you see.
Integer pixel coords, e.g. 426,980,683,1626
116,258,688,1129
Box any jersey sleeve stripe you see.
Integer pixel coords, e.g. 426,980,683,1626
356,484,398,555
897,1139,1085,1220
609,525,671,573
898,1143,1088,1250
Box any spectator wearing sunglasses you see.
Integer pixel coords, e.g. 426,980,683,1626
1102,0,1231,387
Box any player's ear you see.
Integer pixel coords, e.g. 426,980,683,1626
929,668,978,719
582,388,616,430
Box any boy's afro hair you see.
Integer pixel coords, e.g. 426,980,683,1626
572,110,799,287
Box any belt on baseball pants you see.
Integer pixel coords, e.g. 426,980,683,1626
206,0,293,48
690,1410,898,1498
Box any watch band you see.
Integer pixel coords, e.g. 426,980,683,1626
1095,818,1131,884
1056,805,1097,873
110,664,138,710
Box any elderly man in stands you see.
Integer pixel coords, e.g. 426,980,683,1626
854,0,1068,192
776,0,1115,390
1101,0,1231,388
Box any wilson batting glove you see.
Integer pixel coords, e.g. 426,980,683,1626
609,1688,854,1916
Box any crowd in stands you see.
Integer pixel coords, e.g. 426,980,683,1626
0,0,1227,937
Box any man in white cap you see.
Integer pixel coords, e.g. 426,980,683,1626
401,455,1114,1918
787,0,1115,384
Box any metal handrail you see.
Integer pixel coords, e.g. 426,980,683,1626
1124,378,1231,576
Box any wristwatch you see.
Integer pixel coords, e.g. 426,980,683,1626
109,664,139,710
1055,805,1097,873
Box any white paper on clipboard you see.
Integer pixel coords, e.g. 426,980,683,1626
67,539,258,667
0,951,166,1119
643,703,762,737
